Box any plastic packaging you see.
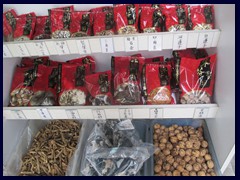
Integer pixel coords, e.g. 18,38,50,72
3,9,18,41
179,54,217,104
145,56,164,64
32,16,51,40
20,57,49,67
66,56,96,73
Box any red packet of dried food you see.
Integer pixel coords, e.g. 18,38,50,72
161,4,187,32
179,54,217,104
3,9,18,41
32,16,51,40
66,56,96,73
70,11,93,37
85,70,113,105
142,63,173,104
30,65,58,106
14,12,36,41
139,4,161,9
189,5,214,30
145,56,164,64
20,57,49,67
140,7,165,33
9,66,38,106
173,49,208,59
58,63,91,106
114,4,139,34
111,56,144,105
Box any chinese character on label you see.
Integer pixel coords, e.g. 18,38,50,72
203,34,208,47
124,36,138,52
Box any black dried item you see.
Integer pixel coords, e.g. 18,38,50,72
92,95,111,106
30,91,56,106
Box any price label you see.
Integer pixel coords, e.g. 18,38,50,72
54,41,70,55
150,108,163,119
119,109,133,119
197,32,214,48
66,109,80,119
3,45,12,58
194,108,209,118
77,40,91,54
36,108,52,119
34,42,50,56
11,110,26,119
173,34,188,50
100,38,114,53
124,36,138,52
148,35,162,51
15,44,30,57
92,109,106,120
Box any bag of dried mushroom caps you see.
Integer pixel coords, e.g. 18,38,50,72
32,16,51,40
180,54,217,104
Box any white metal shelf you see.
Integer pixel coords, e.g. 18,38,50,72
3,104,218,120
3,29,221,58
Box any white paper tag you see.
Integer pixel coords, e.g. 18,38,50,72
11,110,26,119
148,35,162,51
92,109,106,120
124,36,138,52
54,41,70,55
34,42,50,56
36,108,52,119
197,32,214,48
194,108,209,118
3,45,12,58
77,39,91,54
118,119,134,130
15,44,30,57
173,34,188,50
66,109,80,119
119,109,133,119
150,108,163,119
100,38,114,53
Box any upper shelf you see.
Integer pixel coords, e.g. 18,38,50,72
3,29,221,58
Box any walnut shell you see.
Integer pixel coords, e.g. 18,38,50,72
175,156,182,163
159,143,166,150
163,149,171,156
196,157,205,164
204,154,212,161
186,141,193,149
201,140,208,148
193,163,201,171
169,126,174,131
166,155,174,164
185,149,192,156
183,126,188,132
182,170,190,176
160,125,166,130
174,129,180,135
202,163,208,170
193,141,201,150
189,171,197,176
200,148,207,157
154,124,160,129
198,171,206,176
166,143,173,150
188,129,195,135
207,160,214,169
154,165,162,173
192,150,200,157
155,128,161,134
182,137,188,142
173,170,181,176
184,156,191,162
173,162,178,168
171,148,179,156
179,149,186,157
173,124,178,129
158,171,165,176
179,160,186,167
170,136,178,144
163,163,171,171
210,172,216,176
154,142,159,147
153,134,158,140
177,133,183,141
154,148,160,155
160,137,168,144
169,131,175,137
178,141,185,149
165,171,172,176
186,164,193,171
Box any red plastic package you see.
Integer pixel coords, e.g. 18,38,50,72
139,4,161,9
9,66,38,106
20,57,49,67
189,5,214,30
140,7,165,33
3,9,18,41
58,63,91,106
161,4,187,32
30,65,58,106
142,63,173,104
85,70,113,105
32,16,51,40
173,49,208,59
91,6,113,14
70,11,93,37
145,56,164,64
111,56,144,104
14,12,36,41
114,4,139,34
179,54,217,104
131,53,142,57
66,56,96,73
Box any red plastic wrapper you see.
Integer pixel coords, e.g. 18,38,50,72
70,11,93,37
3,9,18,41
140,7,165,33
50,6,74,39
173,48,208,59
66,56,96,73
20,57,50,67
9,66,38,106
111,56,144,104
30,65,58,106
58,63,91,106
114,4,139,34
14,12,36,41
85,70,113,105
145,56,164,64
189,5,214,30
161,4,187,32
91,6,113,14
179,54,217,104
32,16,51,40
142,63,173,104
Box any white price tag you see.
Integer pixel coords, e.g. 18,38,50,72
54,41,70,55
36,108,52,119
150,108,163,119
173,34,188,50
77,40,91,54
119,109,133,119
148,35,162,51
11,110,26,119
118,120,134,130
100,38,114,53
66,109,80,119
15,44,30,57
194,108,209,118
124,36,138,52
92,109,106,120
197,32,214,48
34,42,50,56
3,45,12,58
